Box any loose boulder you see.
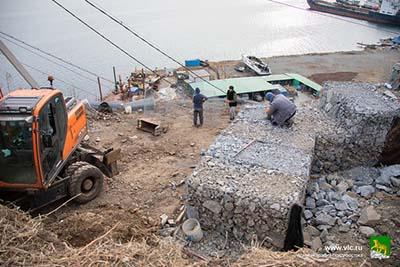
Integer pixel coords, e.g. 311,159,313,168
358,206,381,226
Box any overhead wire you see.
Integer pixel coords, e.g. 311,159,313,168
50,0,174,86
0,34,110,88
21,61,98,97
265,0,400,35
0,31,114,84
83,0,227,94
0,68,18,93
0,54,26,90
21,0,396,100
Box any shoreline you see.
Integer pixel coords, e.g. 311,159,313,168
105,47,399,102
207,48,400,84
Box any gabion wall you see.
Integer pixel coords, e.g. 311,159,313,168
187,83,399,246
312,83,400,174
187,104,330,243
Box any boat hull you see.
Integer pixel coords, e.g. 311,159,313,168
307,0,400,25
242,55,271,76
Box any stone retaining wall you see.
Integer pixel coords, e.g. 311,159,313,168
187,158,305,241
312,82,400,174
186,82,399,247
187,104,332,244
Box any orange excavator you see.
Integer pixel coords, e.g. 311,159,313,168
0,40,120,211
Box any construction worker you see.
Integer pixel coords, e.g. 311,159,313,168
265,92,296,127
226,85,237,121
193,88,207,127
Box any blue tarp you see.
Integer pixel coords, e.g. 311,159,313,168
392,36,400,45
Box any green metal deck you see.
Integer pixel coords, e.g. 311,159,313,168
189,76,277,98
189,73,321,97
286,73,322,95
262,74,293,82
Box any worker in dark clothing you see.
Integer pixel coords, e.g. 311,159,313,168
226,85,237,121
193,88,207,127
266,89,281,103
265,92,296,127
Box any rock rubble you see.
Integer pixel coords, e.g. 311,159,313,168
187,82,400,248
304,164,400,249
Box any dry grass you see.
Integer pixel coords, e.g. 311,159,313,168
1,204,368,266
233,246,365,267
0,204,192,266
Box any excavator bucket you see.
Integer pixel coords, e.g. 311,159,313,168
77,143,121,177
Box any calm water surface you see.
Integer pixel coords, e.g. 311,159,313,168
0,0,398,98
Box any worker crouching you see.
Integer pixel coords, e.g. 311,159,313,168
265,92,296,127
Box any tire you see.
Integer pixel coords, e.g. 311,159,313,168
67,162,104,204
65,161,87,177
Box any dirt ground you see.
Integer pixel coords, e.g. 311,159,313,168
208,48,400,85
30,48,400,265
84,100,230,218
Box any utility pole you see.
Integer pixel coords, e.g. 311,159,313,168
142,68,145,96
0,40,39,89
97,77,103,101
113,66,117,92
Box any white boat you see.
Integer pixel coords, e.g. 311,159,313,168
242,55,271,76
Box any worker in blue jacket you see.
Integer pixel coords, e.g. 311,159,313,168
193,88,208,127
265,92,296,127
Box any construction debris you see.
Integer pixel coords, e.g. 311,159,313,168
113,69,164,101
176,207,187,224
182,218,203,242
160,214,169,226
137,118,168,136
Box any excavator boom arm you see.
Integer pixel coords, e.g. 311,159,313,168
0,40,39,89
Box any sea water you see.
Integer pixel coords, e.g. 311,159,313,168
0,0,398,99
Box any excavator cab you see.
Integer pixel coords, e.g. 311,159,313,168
0,114,36,185
0,89,120,211
0,40,119,211
0,91,69,189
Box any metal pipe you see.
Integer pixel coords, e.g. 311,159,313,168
89,97,155,112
